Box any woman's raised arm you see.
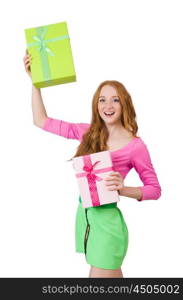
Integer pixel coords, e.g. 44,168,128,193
23,49,90,141
23,49,48,127
32,85,48,127
41,117,90,141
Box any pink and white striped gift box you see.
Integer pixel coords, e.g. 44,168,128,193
72,150,120,208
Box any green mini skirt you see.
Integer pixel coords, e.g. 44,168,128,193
75,195,129,270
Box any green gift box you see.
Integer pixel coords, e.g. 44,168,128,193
24,21,76,88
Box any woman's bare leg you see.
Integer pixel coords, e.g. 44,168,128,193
89,266,123,278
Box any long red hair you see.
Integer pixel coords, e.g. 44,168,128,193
69,80,139,160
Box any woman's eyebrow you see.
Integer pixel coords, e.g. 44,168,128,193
99,96,119,98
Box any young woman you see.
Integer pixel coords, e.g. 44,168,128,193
23,50,161,278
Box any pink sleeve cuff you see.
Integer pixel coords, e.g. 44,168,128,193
137,186,144,201
42,117,51,130
137,185,162,202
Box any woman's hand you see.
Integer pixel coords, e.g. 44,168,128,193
23,48,32,79
104,171,124,193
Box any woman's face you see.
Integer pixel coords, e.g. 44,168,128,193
98,85,122,125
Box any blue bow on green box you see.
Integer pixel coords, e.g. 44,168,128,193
26,25,70,84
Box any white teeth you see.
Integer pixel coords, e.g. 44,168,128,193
104,112,115,116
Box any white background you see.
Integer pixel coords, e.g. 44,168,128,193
0,0,183,278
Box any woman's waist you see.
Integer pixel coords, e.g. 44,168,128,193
78,195,117,208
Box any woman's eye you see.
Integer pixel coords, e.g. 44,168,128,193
99,98,119,102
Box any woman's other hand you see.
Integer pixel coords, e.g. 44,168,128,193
23,48,32,79
104,171,124,192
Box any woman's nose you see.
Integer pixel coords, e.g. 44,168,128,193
105,103,113,108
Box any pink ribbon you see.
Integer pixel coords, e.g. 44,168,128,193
83,160,102,182
75,155,113,206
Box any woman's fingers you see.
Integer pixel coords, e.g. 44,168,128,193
104,172,124,191
105,181,123,188
25,58,32,65
105,179,117,185
106,182,123,191
24,58,31,68
104,174,123,184
107,185,119,191
106,171,122,178
23,49,32,79
23,49,32,62
24,55,31,63
23,50,32,72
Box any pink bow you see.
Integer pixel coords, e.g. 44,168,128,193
74,154,114,207
83,161,102,182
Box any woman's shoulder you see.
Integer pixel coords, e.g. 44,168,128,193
131,136,152,163
77,122,90,134
77,122,91,140
132,135,149,153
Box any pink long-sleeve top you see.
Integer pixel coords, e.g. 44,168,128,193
41,117,161,202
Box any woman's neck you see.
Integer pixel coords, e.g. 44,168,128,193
105,122,129,138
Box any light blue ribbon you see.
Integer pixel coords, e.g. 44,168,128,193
27,26,69,84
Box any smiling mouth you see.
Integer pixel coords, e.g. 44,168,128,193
104,112,115,117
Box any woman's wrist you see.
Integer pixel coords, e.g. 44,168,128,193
118,186,142,200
